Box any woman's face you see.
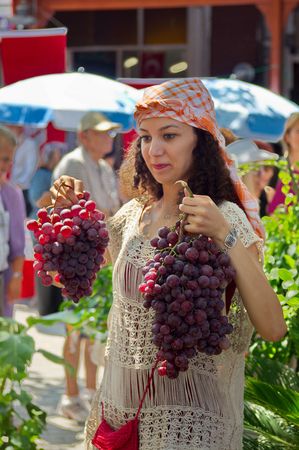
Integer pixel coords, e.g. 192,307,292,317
285,120,299,154
139,117,197,187
0,140,14,184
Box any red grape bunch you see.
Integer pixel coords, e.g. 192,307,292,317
139,222,236,379
27,191,109,303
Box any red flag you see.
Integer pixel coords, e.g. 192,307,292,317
0,28,67,298
0,27,67,85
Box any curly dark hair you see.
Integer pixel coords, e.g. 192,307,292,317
121,128,242,208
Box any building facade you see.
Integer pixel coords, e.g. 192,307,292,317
12,0,299,101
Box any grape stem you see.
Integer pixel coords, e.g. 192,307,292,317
175,180,194,198
175,180,194,240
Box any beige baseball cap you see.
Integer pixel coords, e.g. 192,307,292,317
79,111,121,133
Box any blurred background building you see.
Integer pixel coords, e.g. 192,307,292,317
2,1,299,100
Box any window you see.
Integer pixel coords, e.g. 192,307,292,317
65,8,188,78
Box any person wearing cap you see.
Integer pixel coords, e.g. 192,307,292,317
50,79,286,449
53,112,121,424
222,128,278,216
53,111,121,216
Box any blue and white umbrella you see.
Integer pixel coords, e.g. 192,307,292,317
0,72,142,132
202,78,299,142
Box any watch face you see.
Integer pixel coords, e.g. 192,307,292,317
224,228,238,248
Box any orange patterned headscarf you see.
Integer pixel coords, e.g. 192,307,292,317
134,78,264,239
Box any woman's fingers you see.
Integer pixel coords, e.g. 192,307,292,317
50,176,84,207
179,193,229,241
179,203,205,216
181,194,212,206
49,184,72,208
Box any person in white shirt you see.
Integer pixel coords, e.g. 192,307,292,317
8,125,39,216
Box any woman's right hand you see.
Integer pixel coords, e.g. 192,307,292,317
50,176,85,208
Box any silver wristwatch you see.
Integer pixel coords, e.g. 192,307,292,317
223,227,238,251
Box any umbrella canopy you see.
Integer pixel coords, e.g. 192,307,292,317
0,72,142,132
202,78,299,142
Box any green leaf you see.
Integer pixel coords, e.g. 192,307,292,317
244,402,299,449
287,297,299,308
17,389,32,406
57,264,113,338
285,195,295,205
37,349,75,376
279,171,292,184
27,310,79,327
282,281,297,290
26,402,47,425
287,244,297,257
277,269,294,281
283,255,296,269
0,332,35,371
245,377,299,426
269,268,279,280
245,356,299,391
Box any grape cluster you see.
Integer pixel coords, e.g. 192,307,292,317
27,191,109,303
139,225,236,379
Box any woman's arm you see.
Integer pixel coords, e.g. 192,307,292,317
180,194,287,342
216,239,286,341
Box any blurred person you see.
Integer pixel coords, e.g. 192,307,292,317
104,133,124,171
53,112,120,216
28,141,67,317
254,141,277,216
52,112,121,423
268,112,299,214
220,127,237,146
7,125,39,216
0,125,26,317
221,128,278,216
29,141,68,218
104,134,126,203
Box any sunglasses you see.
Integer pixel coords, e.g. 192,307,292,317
107,129,118,138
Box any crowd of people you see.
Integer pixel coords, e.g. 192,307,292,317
1,78,298,449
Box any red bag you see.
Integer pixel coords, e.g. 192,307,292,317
92,361,158,450
92,407,139,450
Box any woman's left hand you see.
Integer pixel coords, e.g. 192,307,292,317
179,193,230,245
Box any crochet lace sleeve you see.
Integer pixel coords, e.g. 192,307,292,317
219,201,263,256
106,199,141,264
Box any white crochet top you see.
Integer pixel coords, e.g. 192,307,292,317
85,199,262,450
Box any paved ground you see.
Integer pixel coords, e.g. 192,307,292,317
14,304,89,450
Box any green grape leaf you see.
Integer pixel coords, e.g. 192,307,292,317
0,331,35,371
277,269,294,282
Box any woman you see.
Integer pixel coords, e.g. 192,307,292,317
51,79,286,450
0,125,26,317
268,112,299,214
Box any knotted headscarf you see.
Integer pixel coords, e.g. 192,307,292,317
134,78,264,239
